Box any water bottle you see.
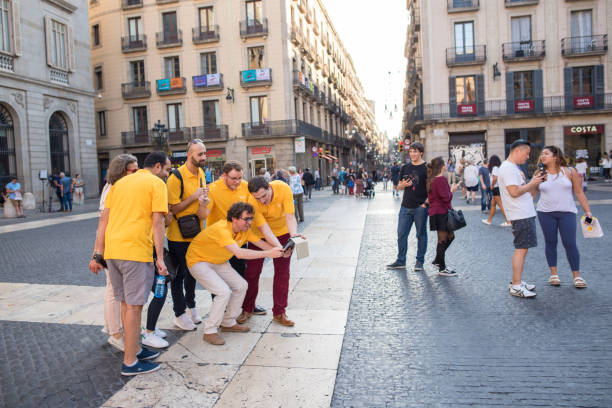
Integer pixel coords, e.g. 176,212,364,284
154,275,166,298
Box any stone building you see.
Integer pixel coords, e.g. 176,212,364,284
0,0,98,201
89,0,378,183
404,0,611,176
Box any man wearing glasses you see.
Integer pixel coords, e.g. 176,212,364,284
186,202,284,345
166,139,209,331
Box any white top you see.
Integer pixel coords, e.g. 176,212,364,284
602,158,612,169
498,161,536,221
491,166,500,188
264,171,271,182
575,162,587,175
99,183,111,213
536,168,577,214
289,174,304,195
463,165,479,187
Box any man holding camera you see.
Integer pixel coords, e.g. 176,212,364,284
166,139,209,331
237,177,306,327
387,142,429,271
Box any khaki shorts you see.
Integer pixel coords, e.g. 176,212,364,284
106,259,155,305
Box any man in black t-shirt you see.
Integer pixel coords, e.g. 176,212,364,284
387,142,429,271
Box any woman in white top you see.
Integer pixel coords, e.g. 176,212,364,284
536,146,592,288
600,153,611,181
288,166,304,223
482,155,511,227
575,157,588,192
72,174,85,204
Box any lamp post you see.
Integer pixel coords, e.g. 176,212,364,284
152,120,169,154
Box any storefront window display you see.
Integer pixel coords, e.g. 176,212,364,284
564,125,603,168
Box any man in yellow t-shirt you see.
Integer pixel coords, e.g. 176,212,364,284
238,177,307,327
166,139,209,331
186,202,284,345
89,151,170,377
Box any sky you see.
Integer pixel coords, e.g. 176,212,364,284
322,0,408,140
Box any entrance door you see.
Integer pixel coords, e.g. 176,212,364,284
250,158,274,178
49,112,70,174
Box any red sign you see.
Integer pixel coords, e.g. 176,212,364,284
458,104,476,115
250,146,272,155
515,100,534,112
206,149,224,158
574,96,594,108
564,125,604,136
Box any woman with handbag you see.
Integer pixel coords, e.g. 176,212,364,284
427,157,461,277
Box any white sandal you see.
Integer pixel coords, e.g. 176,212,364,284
549,275,561,286
573,276,587,288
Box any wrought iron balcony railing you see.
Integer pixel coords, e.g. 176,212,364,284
156,30,182,48
447,0,479,12
121,35,146,53
191,125,229,141
239,19,268,38
446,45,486,66
561,35,608,57
121,81,151,99
502,40,545,61
192,25,220,44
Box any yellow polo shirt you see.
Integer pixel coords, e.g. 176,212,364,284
104,169,168,262
248,180,295,237
205,178,264,227
166,165,206,242
186,220,261,267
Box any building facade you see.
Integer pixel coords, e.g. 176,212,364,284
404,0,611,176
89,0,378,185
0,0,98,200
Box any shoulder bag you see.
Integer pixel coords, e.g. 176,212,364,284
170,169,202,239
447,208,467,232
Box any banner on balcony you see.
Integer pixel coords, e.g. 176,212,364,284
170,77,184,89
457,104,476,115
242,70,256,82
574,96,594,108
207,73,221,86
193,75,207,87
255,68,271,81
515,100,534,112
157,79,171,91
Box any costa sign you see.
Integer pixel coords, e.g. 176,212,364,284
564,125,603,136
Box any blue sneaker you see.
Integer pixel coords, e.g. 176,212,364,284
121,360,160,376
137,346,160,361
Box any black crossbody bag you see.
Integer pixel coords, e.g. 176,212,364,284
171,169,203,239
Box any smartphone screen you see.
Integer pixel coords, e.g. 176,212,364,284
584,217,593,224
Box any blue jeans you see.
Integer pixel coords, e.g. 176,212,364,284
481,188,492,212
537,211,580,271
396,205,428,264
61,192,72,211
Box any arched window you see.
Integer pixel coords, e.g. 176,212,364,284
0,104,16,184
49,112,70,174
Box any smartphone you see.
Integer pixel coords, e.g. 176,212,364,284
584,216,593,224
283,239,295,252
538,163,547,175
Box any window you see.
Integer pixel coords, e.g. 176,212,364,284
200,52,217,74
202,100,219,128
573,66,593,96
513,71,533,99
128,17,142,39
250,95,268,125
162,11,178,41
97,111,106,137
571,10,592,38
132,106,148,134
164,56,180,78
0,0,11,53
130,60,145,84
248,46,264,69
456,76,476,104
246,0,262,25
302,102,307,122
199,6,214,31
167,103,182,130
92,24,100,46
454,21,474,56
94,66,103,90
51,19,67,69
511,16,531,43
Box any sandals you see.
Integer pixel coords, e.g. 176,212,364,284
549,274,561,286
574,276,587,288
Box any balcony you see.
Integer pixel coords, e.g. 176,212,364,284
305,8,313,23
121,35,147,53
502,40,545,61
446,45,486,66
122,0,142,9
242,120,330,143
0,54,14,72
297,0,307,13
191,125,229,141
192,26,220,44
562,35,608,57
293,71,314,97
291,29,303,45
122,130,152,146
156,30,182,48
156,0,178,3
166,127,192,143
156,77,186,95
192,73,224,92
240,19,268,39
447,0,479,12
121,81,151,99
322,64,329,78
50,68,68,85
240,68,272,88
505,0,538,6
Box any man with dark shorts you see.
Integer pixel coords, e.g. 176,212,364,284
498,140,546,298
390,161,400,198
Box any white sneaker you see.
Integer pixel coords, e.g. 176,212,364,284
481,219,491,225
187,307,202,324
154,328,167,339
142,331,169,348
509,284,536,298
100,326,109,335
174,313,197,331
107,335,125,352
500,222,511,227
510,281,536,291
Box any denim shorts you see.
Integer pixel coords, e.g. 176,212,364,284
510,217,537,249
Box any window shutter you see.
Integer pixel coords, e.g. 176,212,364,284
448,76,457,118
506,71,515,114
11,1,22,56
44,16,53,67
476,74,485,116
67,26,75,72
533,69,543,113
564,67,573,111
593,64,604,109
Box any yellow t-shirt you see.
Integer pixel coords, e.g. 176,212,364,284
248,180,295,236
205,178,264,227
186,220,261,267
166,165,206,242
104,169,168,262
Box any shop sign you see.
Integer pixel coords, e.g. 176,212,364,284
574,96,594,108
564,125,603,136
576,149,589,159
515,100,534,112
172,151,187,158
295,137,305,153
458,104,476,115
206,149,225,162
250,146,272,156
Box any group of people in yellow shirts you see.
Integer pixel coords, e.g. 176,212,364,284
89,139,305,376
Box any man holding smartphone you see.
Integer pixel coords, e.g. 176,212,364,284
387,142,429,271
238,176,306,327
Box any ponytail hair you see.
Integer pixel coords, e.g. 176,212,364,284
426,156,446,193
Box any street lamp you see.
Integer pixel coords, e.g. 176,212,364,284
152,120,169,153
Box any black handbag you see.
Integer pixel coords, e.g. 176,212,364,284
447,208,467,231
176,214,201,238
162,248,179,282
